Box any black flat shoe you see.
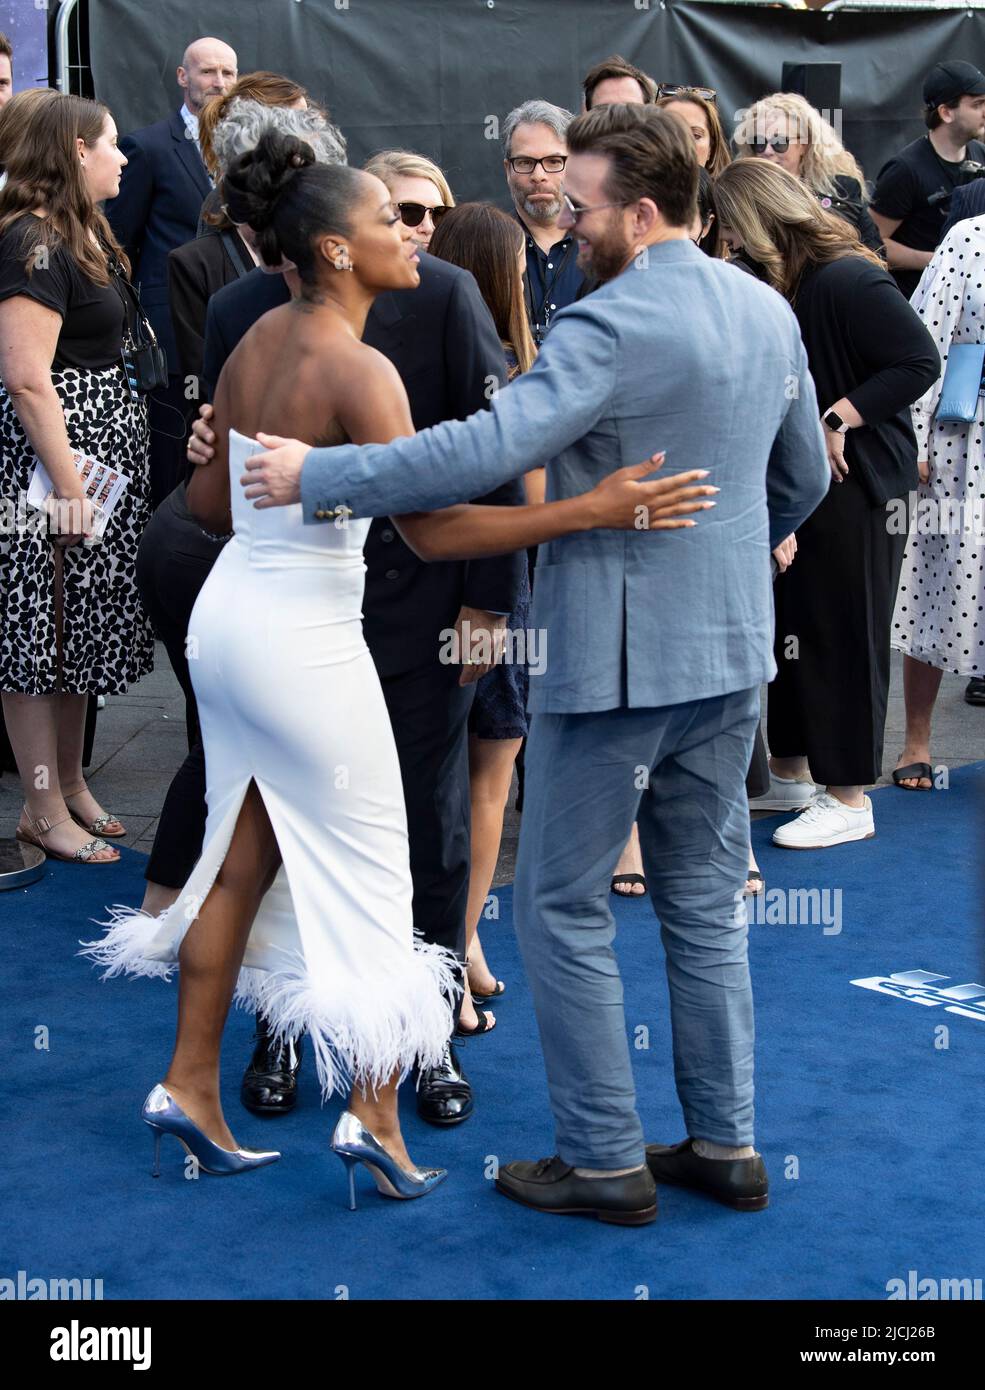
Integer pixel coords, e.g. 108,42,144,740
965,677,985,706
416,1042,473,1126
645,1138,769,1211
495,1155,657,1225
744,871,765,897
240,1012,304,1115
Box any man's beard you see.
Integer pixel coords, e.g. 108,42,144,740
521,192,562,224
581,224,634,284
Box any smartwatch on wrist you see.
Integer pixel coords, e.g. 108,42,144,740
822,408,850,434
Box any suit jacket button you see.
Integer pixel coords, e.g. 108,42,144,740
380,527,395,542
385,568,399,580
314,509,327,519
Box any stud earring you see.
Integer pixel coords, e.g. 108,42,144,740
333,250,354,272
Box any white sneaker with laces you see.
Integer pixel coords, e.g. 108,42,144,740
748,770,819,813
772,792,875,849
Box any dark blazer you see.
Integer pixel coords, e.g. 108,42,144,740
201,253,527,677
168,226,254,383
106,109,213,369
941,178,985,239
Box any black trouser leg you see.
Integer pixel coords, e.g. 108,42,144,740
135,485,225,887
378,660,475,1025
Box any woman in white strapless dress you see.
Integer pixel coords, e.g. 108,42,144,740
81,132,715,1204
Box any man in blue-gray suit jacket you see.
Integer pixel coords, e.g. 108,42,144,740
106,37,237,502
244,106,830,1224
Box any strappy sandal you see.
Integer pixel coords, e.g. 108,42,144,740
611,872,647,896
15,808,119,864
744,871,766,898
467,956,505,1004
63,786,127,838
454,1008,497,1039
892,762,933,792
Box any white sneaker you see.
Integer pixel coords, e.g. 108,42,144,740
772,792,875,849
748,770,819,813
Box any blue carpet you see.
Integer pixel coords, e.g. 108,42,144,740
2,765,983,1301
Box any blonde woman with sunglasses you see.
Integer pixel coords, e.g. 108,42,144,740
363,149,454,252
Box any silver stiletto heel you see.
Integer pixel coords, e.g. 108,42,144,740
330,1110,447,1209
142,1084,281,1177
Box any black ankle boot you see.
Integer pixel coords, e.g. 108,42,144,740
240,1012,303,1115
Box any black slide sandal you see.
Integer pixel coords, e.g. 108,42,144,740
611,873,647,896
892,762,933,791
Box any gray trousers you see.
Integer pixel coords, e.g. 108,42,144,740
513,686,760,1169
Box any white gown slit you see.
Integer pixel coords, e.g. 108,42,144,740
82,429,457,1097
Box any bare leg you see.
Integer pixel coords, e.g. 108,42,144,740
161,780,281,1150
141,883,182,916
460,734,519,1027
768,755,812,782
347,1072,417,1173
2,691,118,861
895,655,944,789
612,822,646,895
56,692,124,834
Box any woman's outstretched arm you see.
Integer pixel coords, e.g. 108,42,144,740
393,461,716,561
326,346,716,561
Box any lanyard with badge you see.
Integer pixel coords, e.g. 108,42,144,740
527,238,574,344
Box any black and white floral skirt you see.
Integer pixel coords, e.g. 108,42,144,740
0,363,155,695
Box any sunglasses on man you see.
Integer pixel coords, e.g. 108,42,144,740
396,201,452,228
657,83,717,103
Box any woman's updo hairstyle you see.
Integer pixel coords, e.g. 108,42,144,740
223,127,367,279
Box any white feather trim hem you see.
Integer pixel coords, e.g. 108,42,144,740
80,906,460,1099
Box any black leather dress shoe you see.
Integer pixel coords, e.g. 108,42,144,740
240,1012,304,1115
495,1155,657,1225
645,1138,769,1210
416,1042,473,1126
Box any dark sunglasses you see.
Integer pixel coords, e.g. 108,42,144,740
396,201,451,229
657,83,717,103
749,135,791,155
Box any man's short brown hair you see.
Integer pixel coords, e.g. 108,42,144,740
566,103,698,229
583,54,656,109
0,33,13,63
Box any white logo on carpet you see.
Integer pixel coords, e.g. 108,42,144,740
851,970,985,1022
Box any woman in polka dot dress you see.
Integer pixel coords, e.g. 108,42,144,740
892,216,985,789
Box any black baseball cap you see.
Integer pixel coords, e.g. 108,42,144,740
923,60,985,109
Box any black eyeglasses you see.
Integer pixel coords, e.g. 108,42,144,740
396,201,451,228
657,83,717,103
507,155,567,175
748,135,791,155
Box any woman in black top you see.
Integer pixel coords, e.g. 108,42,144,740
0,90,153,864
715,159,939,850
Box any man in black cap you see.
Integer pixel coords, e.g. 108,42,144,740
871,60,985,297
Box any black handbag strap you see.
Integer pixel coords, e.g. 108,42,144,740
108,258,156,347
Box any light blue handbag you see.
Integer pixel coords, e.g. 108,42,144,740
935,342,985,422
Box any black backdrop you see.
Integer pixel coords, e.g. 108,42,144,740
87,0,985,203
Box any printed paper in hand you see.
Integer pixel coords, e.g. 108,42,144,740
26,449,131,543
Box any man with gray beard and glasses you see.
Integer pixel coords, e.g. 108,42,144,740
502,100,585,344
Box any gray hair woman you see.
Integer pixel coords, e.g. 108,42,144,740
170,97,347,383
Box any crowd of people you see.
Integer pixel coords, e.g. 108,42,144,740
0,32,981,1226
